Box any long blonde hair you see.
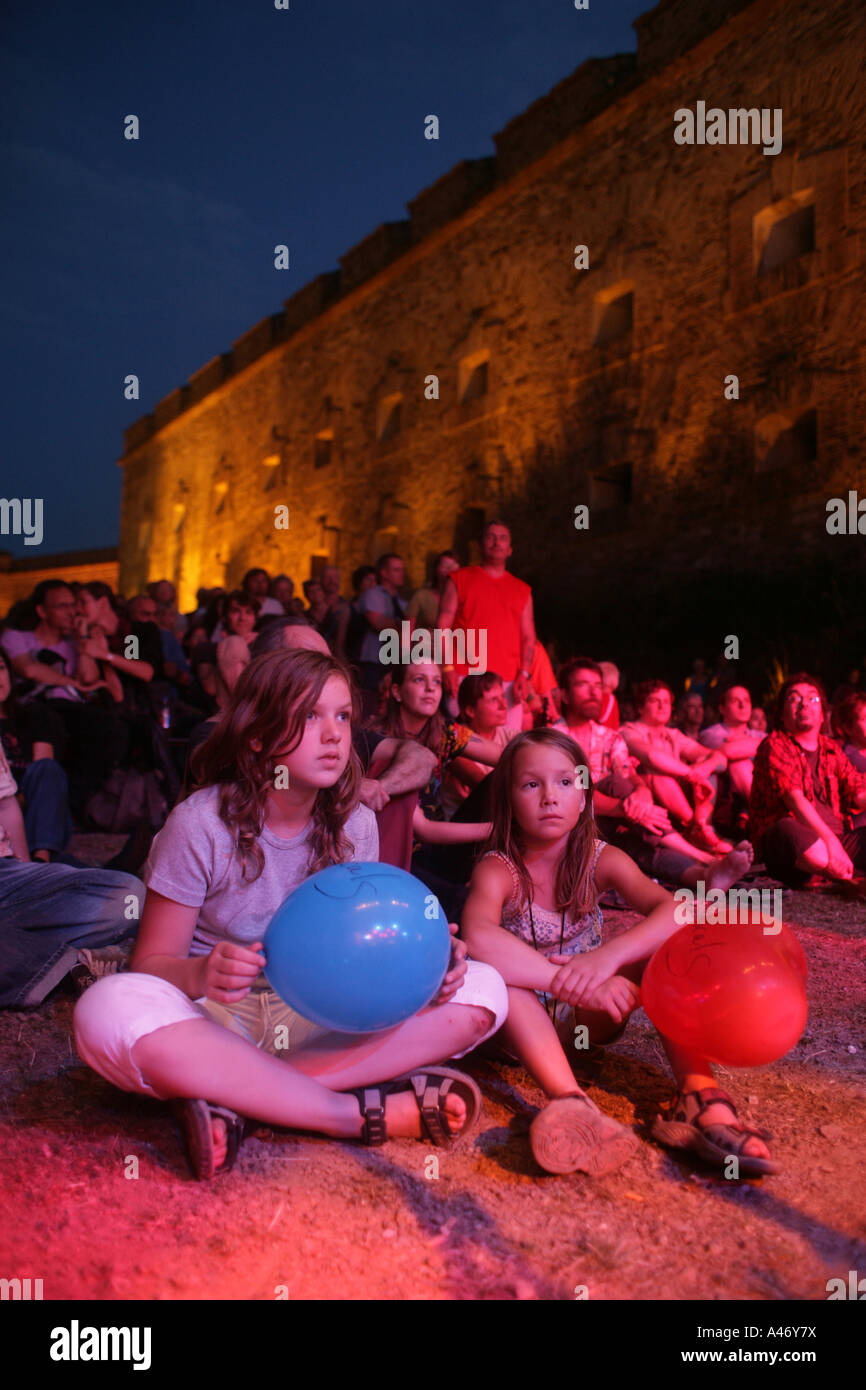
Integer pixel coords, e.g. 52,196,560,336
486,728,598,918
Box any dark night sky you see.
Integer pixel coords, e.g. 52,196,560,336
1,0,649,558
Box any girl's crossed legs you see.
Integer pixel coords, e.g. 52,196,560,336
74,965,506,1164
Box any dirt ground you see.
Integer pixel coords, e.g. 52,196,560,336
1,838,864,1302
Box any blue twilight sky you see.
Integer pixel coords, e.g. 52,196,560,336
1,0,649,557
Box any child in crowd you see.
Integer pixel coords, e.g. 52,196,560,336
441,672,519,818
461,728,777,1178
74,649,507,1179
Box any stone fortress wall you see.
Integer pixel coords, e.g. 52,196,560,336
118,0,865,671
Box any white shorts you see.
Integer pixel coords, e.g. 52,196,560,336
73,960,508,1099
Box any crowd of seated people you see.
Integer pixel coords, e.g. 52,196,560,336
5,551,866,1196
2,555,865,1018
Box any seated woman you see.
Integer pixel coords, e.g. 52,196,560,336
621,679,731,854
0,649,71,862
75,583,180,802
369,660,503,918
211,590,260,647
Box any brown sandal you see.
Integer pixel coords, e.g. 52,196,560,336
172,1099,247,1181
350,1067,482,1148
652,1086,780,1177
530,1093,638,1176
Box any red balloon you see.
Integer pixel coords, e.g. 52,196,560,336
642,913,808,1067
769,924,808,985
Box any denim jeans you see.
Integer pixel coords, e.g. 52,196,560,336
0,859,144,1008
21,759,73,855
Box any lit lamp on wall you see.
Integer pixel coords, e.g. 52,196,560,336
262,451,282,491
264,426,290,490
310,514,340,579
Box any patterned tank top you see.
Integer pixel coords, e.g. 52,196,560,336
481,839,606,960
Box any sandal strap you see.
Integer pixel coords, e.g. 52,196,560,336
412,1073,451,1147
355,1086,388,1146
701,1122,765,1158
673,1088,772,1144
673,1087,737,1122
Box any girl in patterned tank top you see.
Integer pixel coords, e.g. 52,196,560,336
462,729,779,1179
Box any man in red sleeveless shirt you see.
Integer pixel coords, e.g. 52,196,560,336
437,521,541,710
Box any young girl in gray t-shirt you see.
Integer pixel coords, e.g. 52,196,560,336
74,648,506,1178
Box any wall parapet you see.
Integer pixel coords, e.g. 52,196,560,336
283,272,342,335
407,158,496,241
232,313,287,372
120,0,764,458
493,54,639,180
634,0,756,74
339,222,413,294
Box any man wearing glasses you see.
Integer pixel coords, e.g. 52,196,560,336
750,673,866,886
1,580,98,699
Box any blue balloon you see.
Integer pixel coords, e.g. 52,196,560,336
263,863,451,1033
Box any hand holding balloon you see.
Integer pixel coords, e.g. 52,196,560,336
432,925,468,1005
199,939,266,1004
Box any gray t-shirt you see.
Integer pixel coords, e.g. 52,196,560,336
0,628,80,700
699,722,766,752
143,784,379,958
357,585,406,664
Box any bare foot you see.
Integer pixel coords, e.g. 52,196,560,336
211,1116,229,1170
704,840,754,894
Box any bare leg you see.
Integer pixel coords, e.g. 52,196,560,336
728,759,753,799
133,1020,369,1137
132,1005,490,1162
287,1003,493,1087
607,958,771,1163
656,829,716,865
678,841,754,891
505,985,640,1176
647,774,693,823
500,986,588,1097
795,837,830,873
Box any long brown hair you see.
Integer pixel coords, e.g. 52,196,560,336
189,648,362,880
486,728,598,919
372,661,446,754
